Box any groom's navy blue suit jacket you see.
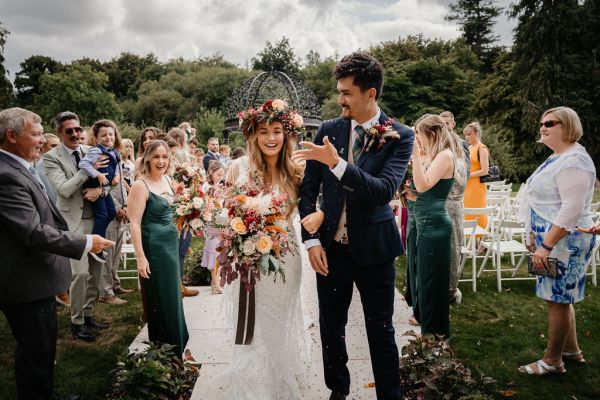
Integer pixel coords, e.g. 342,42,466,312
299,111,414,266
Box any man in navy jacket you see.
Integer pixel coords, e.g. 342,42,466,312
294,53,414,400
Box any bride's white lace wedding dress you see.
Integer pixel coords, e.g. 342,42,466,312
219,156,311,399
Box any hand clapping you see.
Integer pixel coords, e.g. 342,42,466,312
291,136,340,169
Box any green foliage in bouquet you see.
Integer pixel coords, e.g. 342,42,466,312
107,342,198,400
400,331,495,400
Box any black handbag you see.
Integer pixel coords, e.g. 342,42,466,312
477,145,502,183
527,254,559,278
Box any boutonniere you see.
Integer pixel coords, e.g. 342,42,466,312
364,119,401,152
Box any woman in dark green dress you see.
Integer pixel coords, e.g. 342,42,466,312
127,140,191,359
408,114,466,338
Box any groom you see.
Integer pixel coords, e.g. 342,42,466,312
294,53,413,400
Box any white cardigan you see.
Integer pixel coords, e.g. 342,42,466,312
518,143,596,242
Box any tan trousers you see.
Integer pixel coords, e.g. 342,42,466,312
69,218,102,325
99,220,125,297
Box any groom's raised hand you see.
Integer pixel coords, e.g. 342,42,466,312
308,245,329,276
292,136,340,169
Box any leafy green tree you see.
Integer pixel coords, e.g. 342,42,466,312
300,53,337,104
446,0,502,69
102,52,158,100
192,106,225,146
32,64,121,127
508,0,599,176
251,37,300,76
14,55,63,107
0,21,13,108
369,36,481,124
124,61,252,127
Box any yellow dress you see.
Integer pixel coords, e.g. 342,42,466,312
464,143,488,228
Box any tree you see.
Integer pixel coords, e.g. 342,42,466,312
446,0,502,69
0,21,13,108
102,52,158,100
123,60,252,127
251,37,300,76
368,36,481,124
508,0,599,175
300,53,337,104
32,64,121,127
14,55,63,107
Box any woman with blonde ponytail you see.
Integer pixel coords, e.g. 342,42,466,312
405,114,465,338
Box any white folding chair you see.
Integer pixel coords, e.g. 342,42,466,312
463,206,495,239
485,180,506,189
118,228,140,286
458,219,479,292
487,192,511,227
478,219,532,292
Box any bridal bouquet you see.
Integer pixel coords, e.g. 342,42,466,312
214,182,296,292
172,160,205,187
171,178,218,237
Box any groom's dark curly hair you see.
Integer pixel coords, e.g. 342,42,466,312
334,53,384,100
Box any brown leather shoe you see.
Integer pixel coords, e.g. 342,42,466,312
114,287,134,295
182,285,199,297
99,295,127,305
56,292,71,307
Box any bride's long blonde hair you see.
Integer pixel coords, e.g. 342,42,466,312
245,121,304,215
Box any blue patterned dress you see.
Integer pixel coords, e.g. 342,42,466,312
522,147,596,304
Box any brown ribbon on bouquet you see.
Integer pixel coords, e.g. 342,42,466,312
235,282,255,345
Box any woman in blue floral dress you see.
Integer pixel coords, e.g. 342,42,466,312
518,107,596,375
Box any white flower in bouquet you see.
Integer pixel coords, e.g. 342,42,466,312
256,235,273,254
242,238,256,255
189,218,203,231
271,99,287,111
176,205,187,216
216,208,229,225
203,210,214,222
192,197,204,209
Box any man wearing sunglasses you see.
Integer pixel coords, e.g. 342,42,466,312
43,111,111,342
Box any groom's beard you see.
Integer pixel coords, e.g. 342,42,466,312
340,106,352,120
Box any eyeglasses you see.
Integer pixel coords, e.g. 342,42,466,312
64,126,83,135
540,120,562,128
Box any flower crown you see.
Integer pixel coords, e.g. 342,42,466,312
238,99,305,140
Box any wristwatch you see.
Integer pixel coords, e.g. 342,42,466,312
540,242,553,251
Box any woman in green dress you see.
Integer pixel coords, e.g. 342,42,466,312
128,139,193,360
408,114,466,338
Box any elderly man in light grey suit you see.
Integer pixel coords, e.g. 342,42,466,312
43,111,111,342
0,107,114,400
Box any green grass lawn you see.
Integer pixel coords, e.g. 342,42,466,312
395,253,600,400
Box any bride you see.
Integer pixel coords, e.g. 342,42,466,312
219,99,324,399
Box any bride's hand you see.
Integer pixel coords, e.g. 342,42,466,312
301,209,324,235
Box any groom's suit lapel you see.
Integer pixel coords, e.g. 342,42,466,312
356,110,389,169
330,119,351,162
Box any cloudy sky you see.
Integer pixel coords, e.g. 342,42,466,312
1,0,516,79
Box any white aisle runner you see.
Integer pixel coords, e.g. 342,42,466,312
130,254,418,400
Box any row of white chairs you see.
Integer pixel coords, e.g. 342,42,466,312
458,192,600,293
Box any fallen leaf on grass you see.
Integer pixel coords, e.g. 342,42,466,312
364,382,376,388
584,331,591,337
497,389,516,397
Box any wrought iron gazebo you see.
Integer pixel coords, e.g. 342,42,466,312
222,71,322,143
